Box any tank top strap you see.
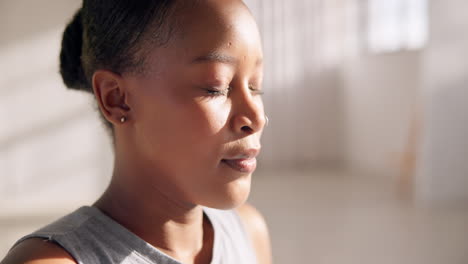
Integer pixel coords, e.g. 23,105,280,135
203,206,257,264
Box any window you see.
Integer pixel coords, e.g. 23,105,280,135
368,0,428,53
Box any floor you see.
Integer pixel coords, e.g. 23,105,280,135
1,168,468,263
249,168,468,264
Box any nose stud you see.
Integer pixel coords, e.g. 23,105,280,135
120,116,126,123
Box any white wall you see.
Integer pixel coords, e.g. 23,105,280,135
415,0,468,206
342,0,468,207
343,51,422,177
245,0,348,168
0,1,114,256
0,0,113,215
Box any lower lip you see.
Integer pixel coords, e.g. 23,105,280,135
221,158,257,173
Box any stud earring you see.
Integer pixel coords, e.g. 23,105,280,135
120,116,126,123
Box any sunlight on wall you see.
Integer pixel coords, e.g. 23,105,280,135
0,29,113,216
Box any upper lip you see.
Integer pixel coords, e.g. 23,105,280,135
222,148,261,160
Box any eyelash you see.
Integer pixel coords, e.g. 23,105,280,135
205,85,264,96
206,86,231,96
250,85,264,95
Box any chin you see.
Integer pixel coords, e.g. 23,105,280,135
200,176,252,210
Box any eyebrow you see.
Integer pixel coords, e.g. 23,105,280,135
191,52,238,66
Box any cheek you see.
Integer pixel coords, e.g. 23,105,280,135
135,90,231,160
168,99,230,163
185,99,229,137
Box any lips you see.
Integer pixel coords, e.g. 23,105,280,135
221,148,260,173
221,158,257,173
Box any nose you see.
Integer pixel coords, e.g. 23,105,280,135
230,85,266,135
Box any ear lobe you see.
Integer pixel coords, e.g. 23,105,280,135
92,70,131,125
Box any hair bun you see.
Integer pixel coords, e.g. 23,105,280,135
60,9,90,91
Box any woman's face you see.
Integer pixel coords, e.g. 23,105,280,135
121,0,265,209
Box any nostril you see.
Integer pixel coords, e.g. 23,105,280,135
241,126,253,133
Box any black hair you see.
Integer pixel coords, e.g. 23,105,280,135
59,0,179,132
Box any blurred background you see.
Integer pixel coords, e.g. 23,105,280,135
1,0,468,263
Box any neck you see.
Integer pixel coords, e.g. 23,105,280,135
94,152,214,263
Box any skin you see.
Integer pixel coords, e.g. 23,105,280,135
1,1,272,263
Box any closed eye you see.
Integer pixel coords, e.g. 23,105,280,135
205,86,231,96
249,84,264,95
204,85,263,96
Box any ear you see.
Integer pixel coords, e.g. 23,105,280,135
92,70,131,126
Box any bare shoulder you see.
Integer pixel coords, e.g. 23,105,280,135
1,238,76,264
236,202,273,264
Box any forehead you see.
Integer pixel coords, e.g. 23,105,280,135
173,0,263,61
139,0,263,77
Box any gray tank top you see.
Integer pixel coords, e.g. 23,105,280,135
12,206,257,264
